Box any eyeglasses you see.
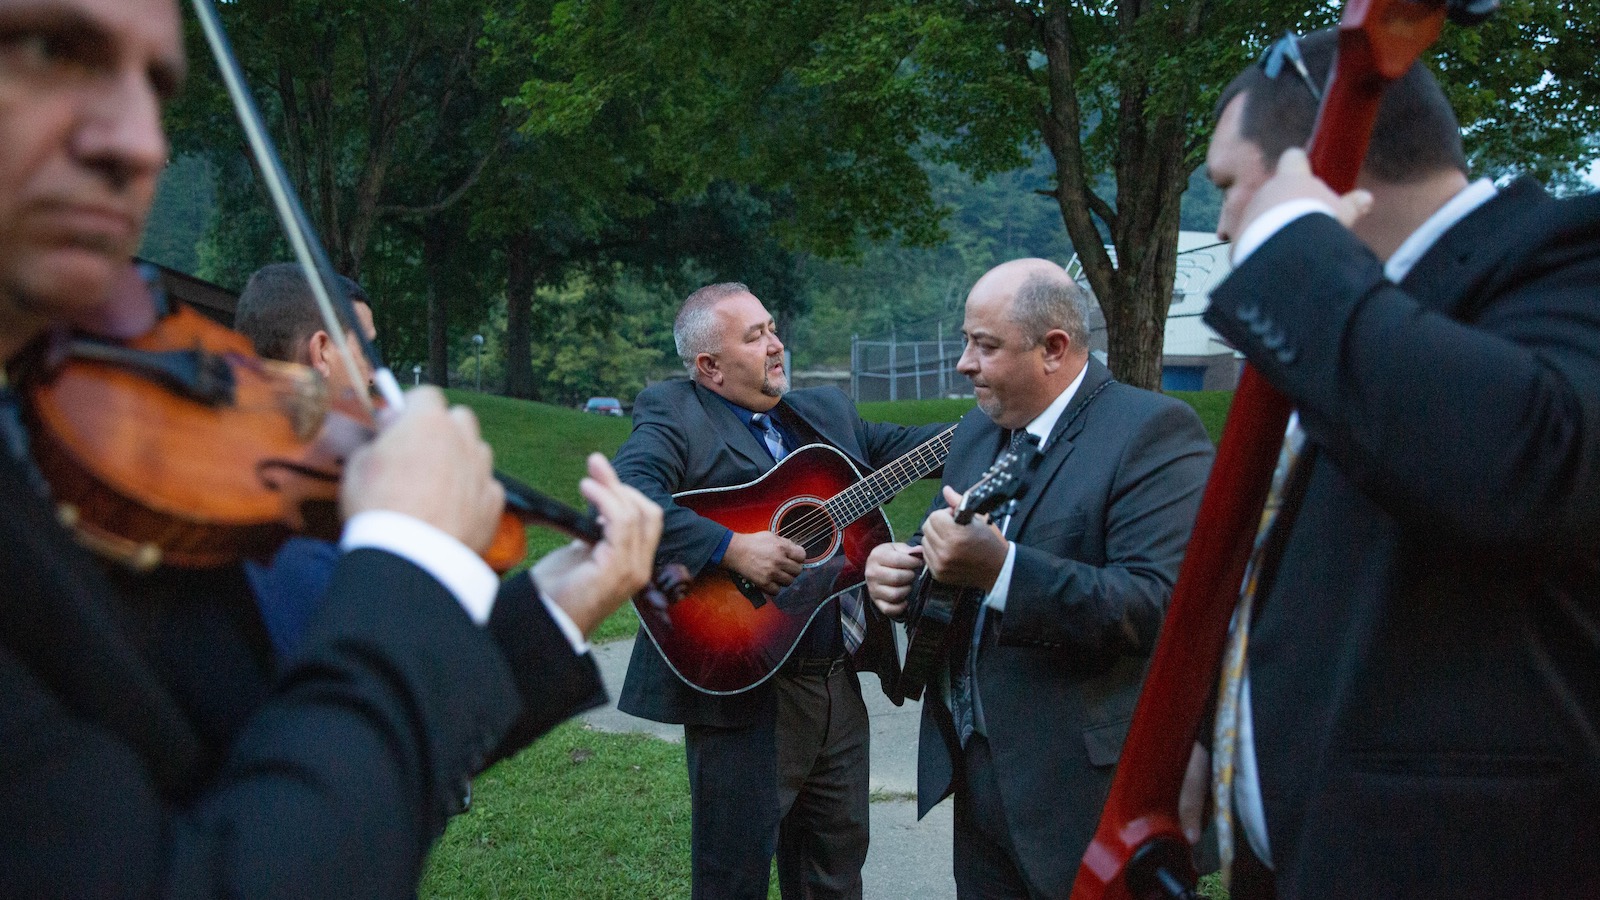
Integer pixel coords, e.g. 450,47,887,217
1257,31,1322,102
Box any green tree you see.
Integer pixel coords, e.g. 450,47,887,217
170,0,504,279
514,0,1600,390
140,155,217,275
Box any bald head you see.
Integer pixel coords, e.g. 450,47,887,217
968,258,1091,352
958,258,1091,429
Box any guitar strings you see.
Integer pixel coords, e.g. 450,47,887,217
786,439,1015,548
771,429,955,550
772,434,952,547
777,433,952,544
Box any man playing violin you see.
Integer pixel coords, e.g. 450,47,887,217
0,0,663,895
1183,28,1600,898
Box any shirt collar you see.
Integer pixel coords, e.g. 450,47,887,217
1020,360,1088,452
1384,178,1498,283
715,392,761,426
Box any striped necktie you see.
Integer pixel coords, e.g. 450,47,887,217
751,412,786,461
839,588,866,655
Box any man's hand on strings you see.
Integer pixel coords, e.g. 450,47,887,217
864,542,925,618
920,485,1008,592
342,386,504,553
724,530,806,595
1239,147,1374,240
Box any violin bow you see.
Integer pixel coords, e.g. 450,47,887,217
188,0,402,414
186,0,615,547
1070,2,1495,898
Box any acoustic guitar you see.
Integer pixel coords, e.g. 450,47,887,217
894,431,1041,702
635,425,956,694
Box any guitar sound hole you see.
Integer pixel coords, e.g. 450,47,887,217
775,500,839,565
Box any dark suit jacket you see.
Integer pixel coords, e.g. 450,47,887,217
1204,178,1600,898
914,357,1212,898
0,444,603,897
614,380,948,727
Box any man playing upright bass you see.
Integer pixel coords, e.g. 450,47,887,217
1181,27,1600,898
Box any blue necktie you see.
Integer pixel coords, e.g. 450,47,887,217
751,412,787,461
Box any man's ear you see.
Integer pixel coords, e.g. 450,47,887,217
1038,329,1072,373
694,352,723,385
306,330,335,377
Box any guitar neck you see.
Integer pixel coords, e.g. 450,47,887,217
824,426,956,528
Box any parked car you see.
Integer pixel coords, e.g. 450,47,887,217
583,396,624,416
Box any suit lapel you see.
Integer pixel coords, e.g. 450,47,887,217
777,392,873,471
691,382,772,472
0,450,203,800
1006,358,1114,536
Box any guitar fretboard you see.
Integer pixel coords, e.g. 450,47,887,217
821,426,957,528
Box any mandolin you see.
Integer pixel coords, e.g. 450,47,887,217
894,431,1040,702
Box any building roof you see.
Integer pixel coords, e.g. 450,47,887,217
1067,231,1239,360
135,257,237,326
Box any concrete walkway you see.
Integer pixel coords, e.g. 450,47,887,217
581,637,956,900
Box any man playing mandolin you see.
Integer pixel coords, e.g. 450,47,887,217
612,282,950,900
1179,27,1600,898
864,258,1212,899
0,0,663,894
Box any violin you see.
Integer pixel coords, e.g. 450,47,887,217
2,0,692,610
13,265,343,570
12,263,679,596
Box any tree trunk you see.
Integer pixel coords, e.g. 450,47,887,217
1035,0,1201,392
504,231,536,399
423,217,451,386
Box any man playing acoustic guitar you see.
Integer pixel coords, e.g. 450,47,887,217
613,282,949,900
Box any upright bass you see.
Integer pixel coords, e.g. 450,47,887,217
1069,2,1496,897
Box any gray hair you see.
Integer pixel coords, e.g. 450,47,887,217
675,282,751,374
1011,272,1090,350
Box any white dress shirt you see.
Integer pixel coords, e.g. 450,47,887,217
983,360,1088,612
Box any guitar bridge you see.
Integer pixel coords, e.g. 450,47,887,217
730,572,767,608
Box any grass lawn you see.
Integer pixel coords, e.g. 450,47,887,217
426,387,1234,898
420,723,692,899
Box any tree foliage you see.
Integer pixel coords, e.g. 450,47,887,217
515,0,1599,390
154,0,1599,399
